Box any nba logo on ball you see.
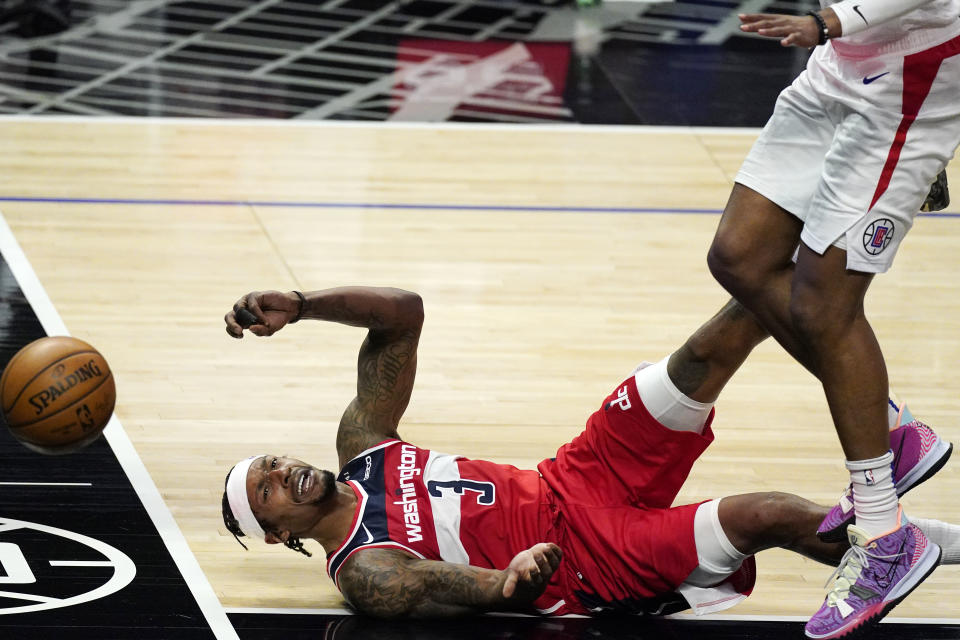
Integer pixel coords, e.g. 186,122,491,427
863,218,895,255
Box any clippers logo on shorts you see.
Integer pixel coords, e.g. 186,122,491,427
863,218,895,255
0,517,135,614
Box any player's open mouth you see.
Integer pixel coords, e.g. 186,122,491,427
295,468,314,501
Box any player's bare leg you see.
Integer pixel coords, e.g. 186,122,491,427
716,492,960,567
671,182,951,539
666,186,819,405
791,245,887,461
707,184,897,529
674,175,953,405
705,184,812,368
666,300,768,404
705,184,943,635
717,493,846,565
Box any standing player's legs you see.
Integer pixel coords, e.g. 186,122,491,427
674,172,950,404
793,119,957,639
676,196,951,541
674,157,950,406
697,40,960,636
665,296,951,543
791,245,891,501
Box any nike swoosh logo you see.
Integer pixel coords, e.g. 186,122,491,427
853,5,869,24
361,523,374,544
883,538,908,581
863,72,889,84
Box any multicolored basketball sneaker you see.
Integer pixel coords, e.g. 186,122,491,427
805,508,941,639
817,404,953,543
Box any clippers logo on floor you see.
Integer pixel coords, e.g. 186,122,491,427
0,517,135,614
863,218,895,255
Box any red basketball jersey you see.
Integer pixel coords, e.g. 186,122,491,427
326,439,568,613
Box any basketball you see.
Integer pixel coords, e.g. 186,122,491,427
0,336,116,455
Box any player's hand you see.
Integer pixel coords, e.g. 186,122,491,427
225,290,300,338
501,543,562,603
738,12,820,47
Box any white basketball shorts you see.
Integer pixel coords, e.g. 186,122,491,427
736,30,960,273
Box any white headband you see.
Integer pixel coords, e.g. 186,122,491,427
227,455,267,539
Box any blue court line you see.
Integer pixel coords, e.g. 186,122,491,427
0,195,721,215
3,196,958,217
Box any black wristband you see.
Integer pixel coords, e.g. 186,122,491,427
289,290,306,324
807,10,829,45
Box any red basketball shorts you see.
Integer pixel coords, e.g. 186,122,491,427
537,371,718,613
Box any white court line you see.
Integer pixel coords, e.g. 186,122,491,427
0,482,92,486
49,561,114,567
225,607,355,616
224,606,960,625
0,211,239,640
0,591,58,604
0,113,765,136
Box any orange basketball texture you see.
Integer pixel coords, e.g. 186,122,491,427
0,336,116,454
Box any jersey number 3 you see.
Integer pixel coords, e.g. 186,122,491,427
427,479,496,505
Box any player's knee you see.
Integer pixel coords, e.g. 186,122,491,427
749,492,806,545
707,237,761,299
789,287,852,346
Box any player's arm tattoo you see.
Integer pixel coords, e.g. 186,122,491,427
339,548,507,618
329,290,423,466
337,332,418,465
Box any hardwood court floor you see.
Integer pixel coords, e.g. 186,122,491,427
0,117,958,619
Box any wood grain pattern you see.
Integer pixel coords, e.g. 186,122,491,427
0,118,956,617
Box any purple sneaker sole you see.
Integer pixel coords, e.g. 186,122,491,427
817,422,953,543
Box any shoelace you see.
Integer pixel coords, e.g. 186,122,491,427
824,542,902,607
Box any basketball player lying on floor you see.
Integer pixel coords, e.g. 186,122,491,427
221,287,959,621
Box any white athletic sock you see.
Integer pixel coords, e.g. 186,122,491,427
910,518,960,564
847,452,899,536
634,357,713,434
887,398,900,429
